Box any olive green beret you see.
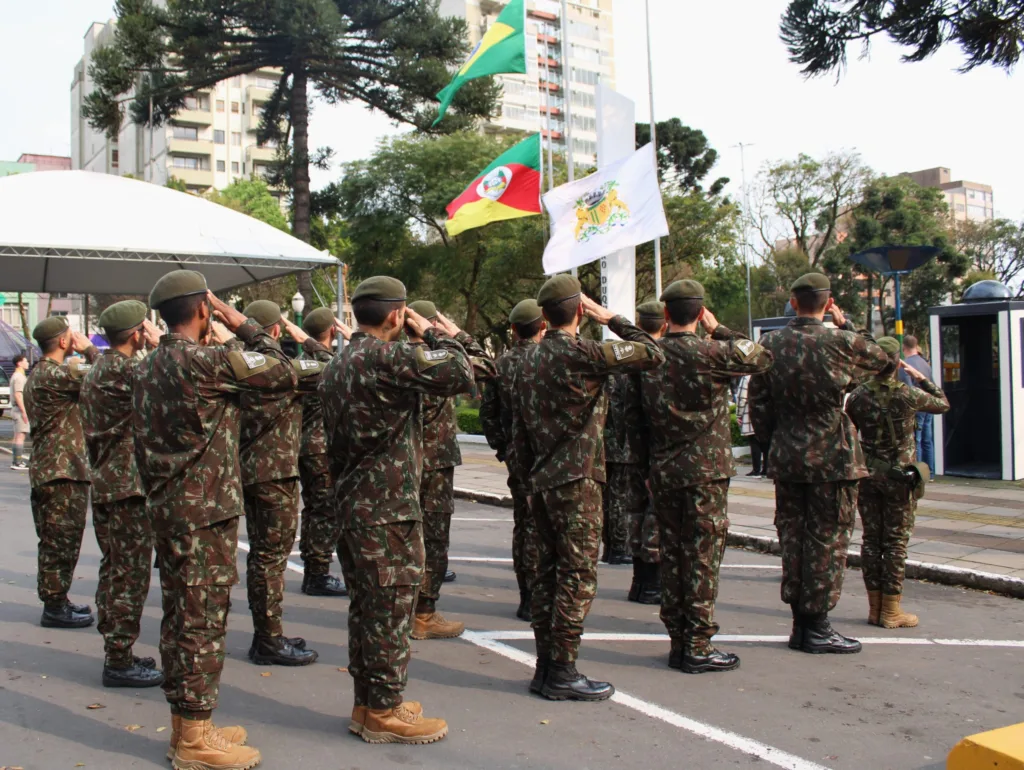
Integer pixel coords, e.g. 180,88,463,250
351,276,407,303
99,300,148,334
509,299,542,325
302,307,336,337
408,300,438,320
637,300,666,319
32,316,70,343
537,274,581,306
876,336,901,357
243,300,282,329
791,272,830,292
149,269,208,309
660,279,704,302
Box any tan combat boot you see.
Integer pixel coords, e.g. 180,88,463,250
166,714,249,761
411,611,465,640
880,594,919,629
172,717,261,770
350,702,422,735
867,591,882,626
360,702,448,745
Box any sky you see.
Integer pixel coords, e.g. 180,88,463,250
2,0,1021,220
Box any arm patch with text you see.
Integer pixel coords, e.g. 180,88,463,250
291,359,325,378
226,350,281,380
415,346,451,370
733,338,761,363
602,340,648,367
66,359,93,380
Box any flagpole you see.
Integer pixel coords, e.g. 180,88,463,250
560,0,578,278
645,0,662,297
542,58,554,192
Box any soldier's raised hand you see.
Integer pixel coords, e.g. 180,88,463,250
699,307,719,333
435,311,460,337
281,317,309,345
208,320,233,346
899,359,924,381
581,294,615,326
142,319,163,348
404,307,434,339
334,318,353,341
206,291,248,332
71,331,93,352
824,298,847,327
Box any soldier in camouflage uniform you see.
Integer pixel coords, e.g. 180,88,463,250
135,271,297,769
81,300,164,688
480,299,546,621
846,337,949,629
23,316,100,629
239,300,321,667
641,281,773,673
511,275,664,701
320,276,472,744
749,273,890,656
297,307,350,597
405,300,495,641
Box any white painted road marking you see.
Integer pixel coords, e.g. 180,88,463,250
471,630,1024,647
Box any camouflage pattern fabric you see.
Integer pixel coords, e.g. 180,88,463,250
298,338,334,457
774,481,858,614
631,503,660,565
158,517,239,713
93,495,153,667
338,521,424,710
23,349,99,488
508,477,538,593
654,481,729,653
604,371,646,465
530,479,603,665
855,477,915,594
420,467,455,602
244,479,299,637
603,462,645,556
30,480,89,605
298,453,338,577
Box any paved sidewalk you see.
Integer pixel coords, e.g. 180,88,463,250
455,439,1024,583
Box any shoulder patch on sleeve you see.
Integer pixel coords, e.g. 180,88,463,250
733,338,760,362
66,359,92,379
415,346,451,370
602,340,648,367
226,350,282,380
292,359,325,377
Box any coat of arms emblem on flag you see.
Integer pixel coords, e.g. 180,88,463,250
575,181,631,242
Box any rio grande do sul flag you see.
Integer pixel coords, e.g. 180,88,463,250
445,133,542,238
433,0,526,126
541,143,668,274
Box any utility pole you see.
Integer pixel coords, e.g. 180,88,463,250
645,0,662,297
734,141,755,337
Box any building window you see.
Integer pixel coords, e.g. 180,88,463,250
955,203,965,213
231,101,240,113
216,99,225,112
503,104,540,124
571,91,595,109
967,204,987,220
232,76,242,87
111,149,119,168
571,43,601,63
172,125,199,140
171,156,209,170
0,304,28,327
570,67,600,86
254,75,279,90
572,114,597,132
216,160,226,172
214,130,225,144
232,161,240,173
573,138,597,157
184,94,209,111
231,131,242,146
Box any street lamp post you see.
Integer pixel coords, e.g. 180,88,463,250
291,291,306,328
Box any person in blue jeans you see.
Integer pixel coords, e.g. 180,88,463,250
898,335,936,475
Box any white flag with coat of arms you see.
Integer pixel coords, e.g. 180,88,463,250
541,143,668,275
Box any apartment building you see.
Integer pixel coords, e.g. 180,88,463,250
71,21,282,194
904,167,995,223
441,0,616,169
0,153,71,178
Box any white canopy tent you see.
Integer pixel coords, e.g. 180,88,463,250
0,171,338,295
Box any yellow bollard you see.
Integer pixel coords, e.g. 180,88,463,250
948,724,1024,769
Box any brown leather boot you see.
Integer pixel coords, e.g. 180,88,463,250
166,714,248,761
880,594,919,629
172,717,260,769
411,611,464,640
360,702,448,745
867,591,882,626
349,705,367,736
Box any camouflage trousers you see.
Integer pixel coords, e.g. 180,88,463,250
509,476,538,594
93,496,153,668
338,521,425,710
858,476,916,595
654,481,729,653
774,481,858,615
157,516,239,714
419,468,455,603
531,479,603,665
604,463,645,557
244,479,299,638
298,454,339,577
30,480,89,606
631,502,661,565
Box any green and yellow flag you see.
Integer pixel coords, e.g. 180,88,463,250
434,0,526,126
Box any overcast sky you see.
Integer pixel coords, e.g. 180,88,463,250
3,0,1021,219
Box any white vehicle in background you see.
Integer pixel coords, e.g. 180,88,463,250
0,367,10,418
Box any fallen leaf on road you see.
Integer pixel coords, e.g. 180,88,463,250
260,672,271,677
75,764,85,767
336,667,348,673
540,720,550,725
156,726,167,733
86,703,105,710
125,724,142,732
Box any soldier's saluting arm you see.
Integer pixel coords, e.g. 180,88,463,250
901,361,950,414
376,324,474,398
830,303,892,386
572,294,665,375
699,312,773,378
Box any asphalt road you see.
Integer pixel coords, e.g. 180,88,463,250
1,466,1022,770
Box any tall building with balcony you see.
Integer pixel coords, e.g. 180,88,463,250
71,21,282,195
903,167,995,223
440,0,616,169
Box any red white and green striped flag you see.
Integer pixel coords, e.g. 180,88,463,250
445,133,542,238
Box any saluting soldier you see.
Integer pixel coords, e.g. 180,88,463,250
320,277,472,745
510,275,664,702
80,300,164,688
846,336,949,628
641,281,773,674
480,299,546,621
23,316,99,629
749,273,890,655
134,271,297,769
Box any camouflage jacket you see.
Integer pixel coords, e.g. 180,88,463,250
299,338,335,458
604,371,647,466
81,350,146,503
642,326,773,491
133,319,297,531
480,339,536,470
749,317,890,482
411,331,495,471
846,376,949,477
510,316,665,493
320,327,473,529
24,348,100,488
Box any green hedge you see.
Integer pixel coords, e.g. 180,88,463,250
456,406,482,435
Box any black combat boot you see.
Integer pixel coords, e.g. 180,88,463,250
788,605,803,650
529,658,548,695
540,662,615,701
444,570,457,583
637,563,662,605
303,573,348,597
668,639,683,670
800,614,862,654
41,601,94,629
605,548,631,566
627,558,643,602
67,600,92,614
680,647,740,674
248,635,318,666
133,655,157,669
103,661,165,688
516,591,532,622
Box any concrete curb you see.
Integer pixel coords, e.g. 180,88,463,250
454,487,1024,600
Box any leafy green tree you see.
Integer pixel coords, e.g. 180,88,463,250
781,0,1023,77
953,218,1024,292
636,118,728,195
207,179,289,232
